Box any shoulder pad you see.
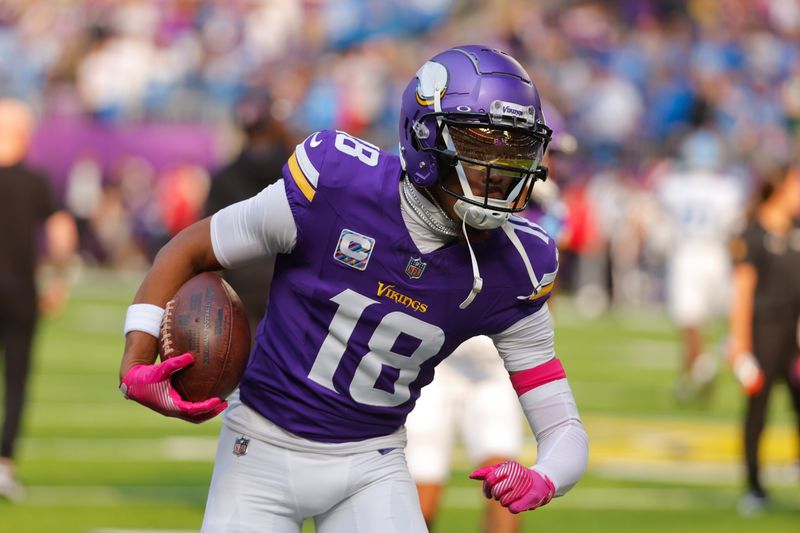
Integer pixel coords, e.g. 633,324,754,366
506,216,559,301
284,130,335,203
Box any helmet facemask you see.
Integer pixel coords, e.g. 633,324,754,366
413,104,551,230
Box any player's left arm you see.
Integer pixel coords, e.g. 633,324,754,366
470,303,589,513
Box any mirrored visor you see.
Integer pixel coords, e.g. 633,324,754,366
447,125,544,206
448,125,544,171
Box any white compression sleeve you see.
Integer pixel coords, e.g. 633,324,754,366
519,379,588,496
490,304,586,493
210,180,297,268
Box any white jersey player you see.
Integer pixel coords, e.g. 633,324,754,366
656,130,744,399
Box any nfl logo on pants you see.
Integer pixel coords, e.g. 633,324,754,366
233,436,250,456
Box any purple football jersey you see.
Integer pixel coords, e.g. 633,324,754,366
238,130,558,443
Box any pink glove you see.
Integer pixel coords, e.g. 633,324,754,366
470,461,555,513
120,353,227,423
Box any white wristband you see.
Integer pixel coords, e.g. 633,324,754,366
124,303,166,338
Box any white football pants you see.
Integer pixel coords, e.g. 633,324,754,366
667,242,731,327
201,423,427,533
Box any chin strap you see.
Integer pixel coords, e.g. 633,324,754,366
459,220,546,309
458,216,484,309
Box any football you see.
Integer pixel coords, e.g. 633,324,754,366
159,272,251,402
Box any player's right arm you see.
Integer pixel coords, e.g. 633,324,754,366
120,132,326,421
120,218,221,376
119,186,296,421
119,217,229,422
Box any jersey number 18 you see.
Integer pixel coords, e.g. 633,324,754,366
308,289,444,407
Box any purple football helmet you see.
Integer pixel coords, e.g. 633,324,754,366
399,45,552,229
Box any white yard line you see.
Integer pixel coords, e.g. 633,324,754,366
22,485,205,506
18,414,797,467
19,436,219,461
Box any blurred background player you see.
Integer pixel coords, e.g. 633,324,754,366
405,108,575,533
0,98,77,501
524,101,576,248
203,89,293,337
655,113,745,402
405,336,524,533
728,164,800,515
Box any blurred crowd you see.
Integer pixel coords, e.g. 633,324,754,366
0,0,798,308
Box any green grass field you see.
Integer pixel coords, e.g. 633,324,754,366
2,269,799,532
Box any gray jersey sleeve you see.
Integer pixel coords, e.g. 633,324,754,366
490,304,556,372
210,179,297,268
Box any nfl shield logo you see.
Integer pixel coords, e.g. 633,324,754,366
233,436,250,457
405,257,426,279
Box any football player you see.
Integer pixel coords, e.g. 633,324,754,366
119,45,588,532
656,128,744,401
